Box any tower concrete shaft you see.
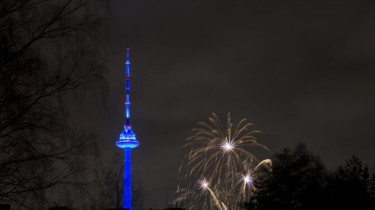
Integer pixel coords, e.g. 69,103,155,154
123,148,131,209
116,47,139,210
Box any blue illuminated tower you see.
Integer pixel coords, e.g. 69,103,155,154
116,47,140,210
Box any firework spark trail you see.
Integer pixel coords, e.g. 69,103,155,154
175,113,272,210
198,178,227,210
206,187,228,210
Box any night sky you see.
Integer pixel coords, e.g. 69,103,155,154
69,0,375,208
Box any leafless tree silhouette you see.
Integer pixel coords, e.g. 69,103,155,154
0,0,105,208
100,151,144,210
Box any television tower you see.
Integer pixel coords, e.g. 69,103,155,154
116,47,140,210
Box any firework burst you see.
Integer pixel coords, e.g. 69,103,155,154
175,113,272,210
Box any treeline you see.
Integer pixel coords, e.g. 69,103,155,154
244,144,375,210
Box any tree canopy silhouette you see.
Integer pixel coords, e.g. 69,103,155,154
326,155,375,210
248,144,327,210
246,144,375,210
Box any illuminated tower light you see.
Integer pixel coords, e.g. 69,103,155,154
116,47,140,210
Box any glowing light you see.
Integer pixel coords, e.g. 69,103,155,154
199,178,209,190
244,176,250,183
116,140,139,149
220,138,235,152
126,108,130,119
242,173,253,186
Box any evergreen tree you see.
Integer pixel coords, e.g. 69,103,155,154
326,155,375,210
248,144,327,210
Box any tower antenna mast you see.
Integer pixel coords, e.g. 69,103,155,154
116,46,140,210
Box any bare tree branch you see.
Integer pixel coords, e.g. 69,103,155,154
0,0,105,208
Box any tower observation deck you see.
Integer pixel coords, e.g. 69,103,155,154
116,47,140,210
